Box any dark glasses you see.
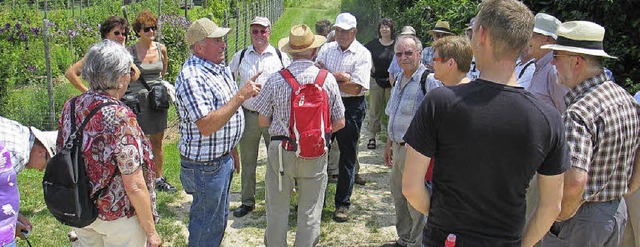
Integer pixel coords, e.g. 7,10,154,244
432,57,445,62
251,29,269,35
112,30,127,36
395,50,415,57
143,26,157,32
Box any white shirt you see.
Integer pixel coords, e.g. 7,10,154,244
315,41,372,97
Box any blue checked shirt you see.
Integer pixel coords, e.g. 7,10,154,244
174,55,245,162
385,65,441,143
0,116,34,173
315,41,372,97
564,72,640,202
253,59,345,137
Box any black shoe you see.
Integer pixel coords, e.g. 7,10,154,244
233,204,254,218
355,174,366,186
156,177,177,193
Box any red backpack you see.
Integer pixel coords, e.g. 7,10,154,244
278,69,331,159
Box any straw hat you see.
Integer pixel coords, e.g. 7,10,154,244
400,26,416,35
185,18,230,46
541,21,617,59
427,20,454,35
533,13,561,39
29,127,57,158
278,24,327,53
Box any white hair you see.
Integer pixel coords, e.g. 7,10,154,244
82,39,133,90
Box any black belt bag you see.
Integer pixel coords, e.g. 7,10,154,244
141,78,170,111
374,77,391,88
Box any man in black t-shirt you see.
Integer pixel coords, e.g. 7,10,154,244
401,0,570,246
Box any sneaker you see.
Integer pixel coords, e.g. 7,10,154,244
333,207,349,222
156,177,177,193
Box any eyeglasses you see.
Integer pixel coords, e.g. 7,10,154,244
432,57,445,62
395,50,416,57
251,29,269,35
143,26,157,32
112,30,127,36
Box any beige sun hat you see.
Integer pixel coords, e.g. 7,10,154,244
29,127,57,158
278,24,327,53
400,26,416,35
250,16,271,27
185,18,231,46
427,20,454,35
533,13,561,39
540,21,617,59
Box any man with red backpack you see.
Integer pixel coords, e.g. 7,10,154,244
253,24,345,246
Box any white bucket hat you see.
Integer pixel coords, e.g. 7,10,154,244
400,26,416,35
533,13,561,39
541,21,617,59
29,127,57,158
333,13,357,30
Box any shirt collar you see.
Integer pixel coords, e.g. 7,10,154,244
535,52,553,68
191,54,227,76
334,40,360,54
565,72,609,107
248,44,277,55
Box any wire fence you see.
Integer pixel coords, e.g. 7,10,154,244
0,0,284,130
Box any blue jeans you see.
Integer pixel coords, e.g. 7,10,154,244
335,96,366,209
180,155,234,247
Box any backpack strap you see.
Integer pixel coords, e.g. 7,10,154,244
237,48,248,68
518,60,535,79
67,99,118,146
275,48,284,68
420,70,430,95
314,69,328,87
279,69,300,92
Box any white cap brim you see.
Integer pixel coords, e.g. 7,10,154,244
533,27,557,39
541,44,617,59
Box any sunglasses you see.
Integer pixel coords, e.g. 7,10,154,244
251,29,269,35
112,30,127,36
143,26,157,32
395,50,416,57
432,57,445,62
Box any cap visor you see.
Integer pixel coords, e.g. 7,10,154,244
207,27,231,38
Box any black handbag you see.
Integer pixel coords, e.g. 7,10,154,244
375,77,391,88
140,77,170,110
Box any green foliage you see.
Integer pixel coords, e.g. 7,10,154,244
341,0,479,45
522,0,638,91
2,82,79,130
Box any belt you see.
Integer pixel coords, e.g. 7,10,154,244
180,152,230,163
341,95,365,100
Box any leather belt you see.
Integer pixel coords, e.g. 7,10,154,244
180,152,230,163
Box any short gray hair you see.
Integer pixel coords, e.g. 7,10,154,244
82,39,133,90
395,34,423,52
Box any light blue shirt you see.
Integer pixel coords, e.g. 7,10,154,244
385,65,441,143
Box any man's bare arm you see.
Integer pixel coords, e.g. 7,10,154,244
333,72,363,95
521,173,564,247
557,167,587,221
627,146,640,194
402,144,432,214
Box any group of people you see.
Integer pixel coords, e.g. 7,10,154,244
2,0,640,246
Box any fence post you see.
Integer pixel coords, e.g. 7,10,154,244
243,2,248,48
223,9,228,63
235,6,239,54
43,0,55,129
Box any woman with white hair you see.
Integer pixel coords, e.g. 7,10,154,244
56,40,161,247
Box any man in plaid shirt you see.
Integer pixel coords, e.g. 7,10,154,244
541,21,640,246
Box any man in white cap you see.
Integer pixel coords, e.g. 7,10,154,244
316,12,372,222
541,21,640,247
175,18,261,246
421,20,455,71
228,16,290,218
522,13,568,112
254,24,345,246
403,0,568,245
0,116,57,245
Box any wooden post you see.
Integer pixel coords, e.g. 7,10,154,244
43,0,55,129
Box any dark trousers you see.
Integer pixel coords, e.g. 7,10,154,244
334,96,366,209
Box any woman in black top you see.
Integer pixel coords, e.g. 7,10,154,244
365,18,395,150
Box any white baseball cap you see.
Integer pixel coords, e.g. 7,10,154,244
333,13,357,30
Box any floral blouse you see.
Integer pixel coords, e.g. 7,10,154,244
57,90,157,222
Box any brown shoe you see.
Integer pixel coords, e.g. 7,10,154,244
355,174,366,186
333,207,349,222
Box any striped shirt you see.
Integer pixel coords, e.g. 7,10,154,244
421,46,435,68
0,116,34,173
315,41,372,97
564,72,640,202
253,59,345,137
175,55,245,161
228,45,291,111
